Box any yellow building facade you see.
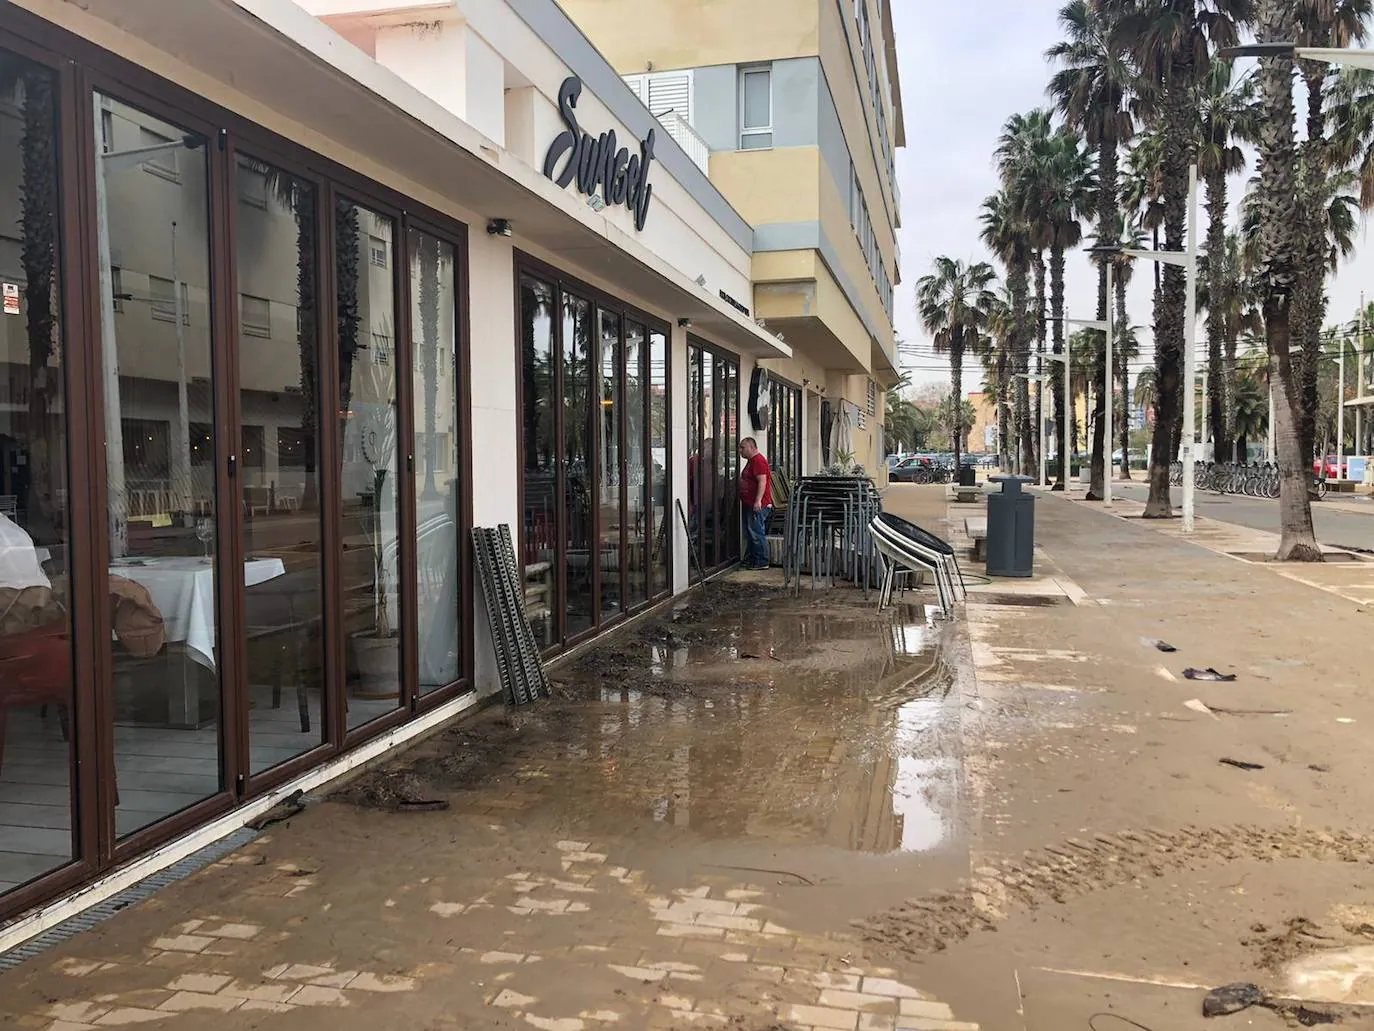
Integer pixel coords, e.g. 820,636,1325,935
560,0,905,476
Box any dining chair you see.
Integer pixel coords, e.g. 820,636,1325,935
0,624,71,780
244,570,319,734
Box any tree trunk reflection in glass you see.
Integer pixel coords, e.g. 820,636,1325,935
409,229,461,693
599,309,622,618
234,154,327,773
93,93,224,835
519,276,556,648
562,294,594,638
648,329,669,596
0,53,77,897
337,201,401,730
624,320,647,608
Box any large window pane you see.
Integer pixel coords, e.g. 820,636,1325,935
338,200,401,729
0,54,76,896
599,309,622,617
648,329,669,596
624,321,647,608
234,154,327,774
519,275,556,648
725,362,740,562
563,294,594,638
95,94,222,836
410,229,461,693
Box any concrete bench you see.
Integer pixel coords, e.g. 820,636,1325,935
965,517,988,563
948,484,983,504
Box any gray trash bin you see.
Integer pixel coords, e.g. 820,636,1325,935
986,475,1035,577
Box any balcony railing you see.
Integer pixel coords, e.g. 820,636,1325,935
656,109,710,175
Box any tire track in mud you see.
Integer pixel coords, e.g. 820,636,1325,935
858,824,1374,959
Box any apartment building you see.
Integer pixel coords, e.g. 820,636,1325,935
560,0,906,479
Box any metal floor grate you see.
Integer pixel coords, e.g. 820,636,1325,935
0,827,259,973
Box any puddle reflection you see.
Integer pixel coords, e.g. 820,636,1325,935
545,602,960,854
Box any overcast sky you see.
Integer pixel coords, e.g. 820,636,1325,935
889,0,1374,394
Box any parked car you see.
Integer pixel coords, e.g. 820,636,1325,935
888,456,932,483
1314,455,1347,479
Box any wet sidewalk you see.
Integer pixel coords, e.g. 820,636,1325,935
0,575,980,1031
7,487,1374,1030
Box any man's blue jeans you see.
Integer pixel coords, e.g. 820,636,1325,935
745,505,772,567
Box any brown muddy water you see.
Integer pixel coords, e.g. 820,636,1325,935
336,578,965,862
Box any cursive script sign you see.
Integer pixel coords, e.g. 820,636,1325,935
543,76,656,231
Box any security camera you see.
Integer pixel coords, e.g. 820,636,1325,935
486,218,512,237
677,318,692,328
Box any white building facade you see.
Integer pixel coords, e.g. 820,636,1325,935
0,0,788,940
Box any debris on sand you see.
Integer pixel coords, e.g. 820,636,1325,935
1202,982,1265,1017
1184,667,1238,682
1219,758,1265,771
1155,640,1178,653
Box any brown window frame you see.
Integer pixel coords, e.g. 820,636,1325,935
0,6,474,923
513,250,673,657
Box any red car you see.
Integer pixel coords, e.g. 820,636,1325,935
1313,455,1347,479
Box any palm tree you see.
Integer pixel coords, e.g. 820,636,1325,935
1252,0,1321,560
1134,364,1159,419
3,62,59,541
916,257,997,470
1232,371,1269,460
1014,125,1096,488
980,188,1034,474
1197,59,1257,466
1047,0,1134,495
1122,126,1167,295
1294,0,1371,478
1115,0,1251,517
1107,215,1147,476
983,287,1016,470
996,111,1054,475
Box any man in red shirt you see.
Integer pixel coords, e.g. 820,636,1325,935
738,437,773,569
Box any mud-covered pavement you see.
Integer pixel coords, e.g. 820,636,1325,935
5,486,1374,1031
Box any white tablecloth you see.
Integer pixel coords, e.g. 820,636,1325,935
109,556,287,668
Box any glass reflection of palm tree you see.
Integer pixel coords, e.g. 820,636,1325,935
412,231,443,500
7,64,59,542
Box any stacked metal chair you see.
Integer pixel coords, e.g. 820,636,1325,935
867,511,966,615
782,476,883,596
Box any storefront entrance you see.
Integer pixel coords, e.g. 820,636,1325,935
687,338,740,577
517,256,671,653
0,24,471,920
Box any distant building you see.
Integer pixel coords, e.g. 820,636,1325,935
965,391,997,454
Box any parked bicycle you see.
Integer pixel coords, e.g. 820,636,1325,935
1170,460,1280,498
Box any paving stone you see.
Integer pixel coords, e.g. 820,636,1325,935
348,972,416,992
157,992,243,1013
858,1016,897,1031
525,1017,586,1031
46,1002,110,1023
787,1003,859,1029
491,989,536,1008
480,951,526,964
899,1000,955,1020
607,964,668,983
894,1020,978,1031
217,980,301,1004
655,925,725,940
202,923,260,939
818,990,899,1013
165,974,232,994
150,935,213,953
94,1009,165,1026
862,978,927,1000
289,985,351,1007
694,913,763,932
239,1000,294,1013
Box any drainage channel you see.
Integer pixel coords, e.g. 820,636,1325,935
0,828,259,972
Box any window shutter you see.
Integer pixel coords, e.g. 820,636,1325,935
646,71,692,121
622,74,647,104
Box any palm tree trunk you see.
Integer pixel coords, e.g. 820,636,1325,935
1088,266,1108,500
295,191,319,511
1206,167,1229,464
997,348,1011,471
1144,52,1192,519
950,335,964,470
1088,133,1119,500
1010,257,1033,475
1115,266,1131,479
1050,245,1067,490
1256,0,1320,560
417,233,441,500
1033,250,1046,476
1296,68,1328,483
1223,333,1238,460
